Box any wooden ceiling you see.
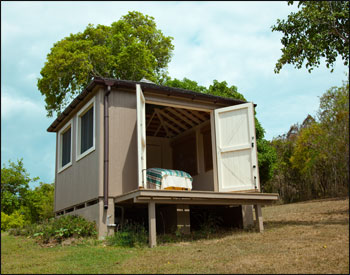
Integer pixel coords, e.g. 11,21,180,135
146,105,210,138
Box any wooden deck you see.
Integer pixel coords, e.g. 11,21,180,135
114,189,279,247
114,189,279,205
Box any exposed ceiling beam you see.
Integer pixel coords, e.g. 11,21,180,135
157,108,189,130
164,120,181,134
192,110,207,121
154,123,162,137
146,111,156,129
155,109,172,137
176,108,201,124
167,107,196,127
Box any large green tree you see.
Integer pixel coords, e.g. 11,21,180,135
38,11,174,117
272,1,349,73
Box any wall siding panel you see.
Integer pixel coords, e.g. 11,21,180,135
55,89,102,211
108,89,138,196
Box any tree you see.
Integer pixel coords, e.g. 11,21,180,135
164,77,207,93
38,11,174,117
268,79,349,202
272,1,349,73
24,183,55,223
1,159,38,215
1,159,54,226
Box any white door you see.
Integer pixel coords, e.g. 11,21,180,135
136,84,147,188
214,102,260,192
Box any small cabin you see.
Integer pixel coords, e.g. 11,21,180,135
48,77,278,247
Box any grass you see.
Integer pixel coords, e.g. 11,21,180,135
1,197,349,274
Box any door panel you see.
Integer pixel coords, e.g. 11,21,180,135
214,103,259,192
136,84,146,188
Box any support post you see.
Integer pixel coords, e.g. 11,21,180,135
148,201,156,247
176,204,190,234
241,205,254,229
254,204,264,232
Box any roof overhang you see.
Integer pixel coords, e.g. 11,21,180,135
47,77,252,133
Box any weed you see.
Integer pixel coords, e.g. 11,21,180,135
9,215,97,244
106,221,147,248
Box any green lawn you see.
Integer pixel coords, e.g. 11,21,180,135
1,197,349,274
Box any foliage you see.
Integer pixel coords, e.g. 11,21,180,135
164,77,207,93
1,159,37,215
207,80,246,101
1,210,27,231
106,221,147,247
24,183,55,223
9,215,97,244
267,79,349,202
38,11,174,117
272,1,349,73
1,159,54,229
195,212,223,239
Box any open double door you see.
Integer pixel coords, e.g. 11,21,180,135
136,84,260,193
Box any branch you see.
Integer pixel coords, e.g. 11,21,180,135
328,2,349,44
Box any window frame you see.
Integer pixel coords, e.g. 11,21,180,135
57,119,73,173
76,97,96,162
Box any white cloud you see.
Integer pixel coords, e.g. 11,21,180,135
1,1,348,184
1,89,45,120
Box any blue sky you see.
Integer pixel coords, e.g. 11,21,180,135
1,1,348,186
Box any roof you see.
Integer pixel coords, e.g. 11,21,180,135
47,77,249,132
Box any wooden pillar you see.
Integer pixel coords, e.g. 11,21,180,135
148,201,156,247
241,205,254,229
254,204,264,232
176,204,190,234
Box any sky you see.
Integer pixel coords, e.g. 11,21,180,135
1,1,348,187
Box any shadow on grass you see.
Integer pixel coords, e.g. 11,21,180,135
157,228,247,245
265,218,349,229
319,209,349,215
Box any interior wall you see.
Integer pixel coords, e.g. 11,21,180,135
191,123,214,191
145,104,215,192
146,136,172,169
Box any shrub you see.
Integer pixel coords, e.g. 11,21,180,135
9,215,97,244
1,210,27,231
106,221,147,248
196,212,223,238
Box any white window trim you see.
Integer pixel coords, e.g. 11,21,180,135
57,119,73,173
76,96,96,162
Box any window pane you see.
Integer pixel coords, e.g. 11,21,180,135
81,107,93,154
62,128,71,167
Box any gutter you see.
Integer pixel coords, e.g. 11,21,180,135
103,84,111,209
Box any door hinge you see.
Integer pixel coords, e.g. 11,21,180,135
254,176,257,189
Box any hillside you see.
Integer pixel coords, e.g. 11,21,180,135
1,197,349,274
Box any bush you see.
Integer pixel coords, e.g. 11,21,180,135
195,212,223,239
106,221,147,248
8,215,97,244
1,210,27,231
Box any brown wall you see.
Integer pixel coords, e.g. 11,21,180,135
55,88,103,211
146,136,173,169
108,88,138,196
54,85,223,212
